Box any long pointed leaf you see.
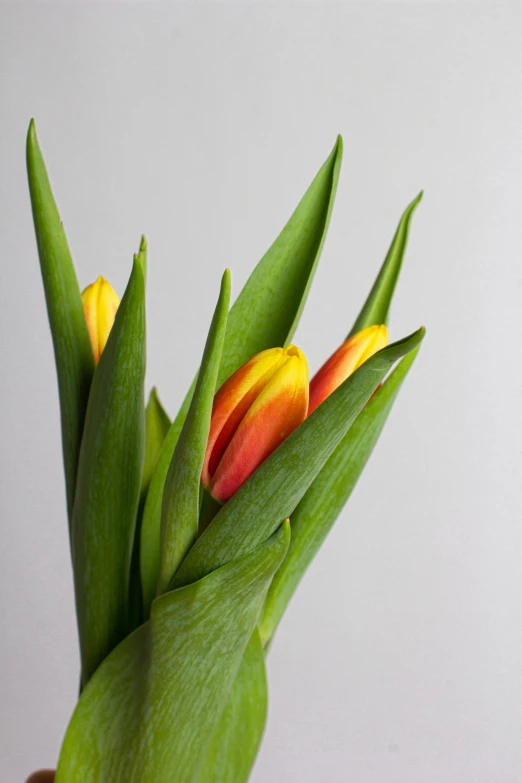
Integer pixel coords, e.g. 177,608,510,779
157,271,231,595
349,192,423,336
56,523,290,783
141,139,342,616
218,135,343,383
26,120,95,519
172,328,425,589
72,258,146,686
260,345,422,645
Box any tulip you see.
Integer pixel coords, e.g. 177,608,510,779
202,345,309,503
308,325,388,416
81,276,120,364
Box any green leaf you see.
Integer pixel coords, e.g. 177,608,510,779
218,135,343,384
197,630,267,783
72,258,146,686
172,328,425,590
141,389,194,615
136,234,147,281
260,345,422,646
142,388,171,500
26,120,95,519
56,523,290,783
157,271,231,596
140,138,342,617
348,192,423,336
128,387,172,631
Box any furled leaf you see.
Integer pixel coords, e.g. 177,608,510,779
142,388,171,501
56,523,290,783
348,192,423,336
26,120,95,519
157,271,231,596
141,138,342,616
172,329,425,590
72,259,146,686
197,630,267,783
128,387,172,631
141,389,194,615
260,345,422,645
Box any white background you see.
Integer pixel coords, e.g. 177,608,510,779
1,3,521,781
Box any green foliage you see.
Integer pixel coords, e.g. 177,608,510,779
56,524,290,783
140,138,343,617
72,259,146,686
349,192,423,335
157,271,230,595
28,125,425,782
260,346,422,645
171,329,424,590
26,120,95,519
142,388,171,501
197,631,267,783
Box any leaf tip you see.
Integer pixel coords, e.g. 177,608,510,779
140,234,147,252
26,119,40,165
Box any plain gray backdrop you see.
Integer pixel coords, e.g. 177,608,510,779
1,2,520,782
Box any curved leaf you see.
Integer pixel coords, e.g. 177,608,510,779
26,120,95,519
56,523,290,783
72,259,146,686
172,329,425,590
157,271,231,596
260,345,422,645
197,630,267,783
141,138,342,616
348,192,423,336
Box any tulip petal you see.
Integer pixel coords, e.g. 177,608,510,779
308,324,388,415
209,351,309,503
202,348,287,487
81,277,120,364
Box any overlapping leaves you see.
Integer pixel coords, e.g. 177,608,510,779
27,121,424,783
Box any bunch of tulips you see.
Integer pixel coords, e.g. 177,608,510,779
27,119,424,782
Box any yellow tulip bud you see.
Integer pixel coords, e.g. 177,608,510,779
81,276,120,364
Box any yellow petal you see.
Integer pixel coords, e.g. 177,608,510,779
81,276,120,364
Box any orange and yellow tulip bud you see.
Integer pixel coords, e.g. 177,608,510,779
308,324,388,416
202,345,309,503
81,276,120,364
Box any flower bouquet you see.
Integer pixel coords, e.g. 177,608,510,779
27,119,425,782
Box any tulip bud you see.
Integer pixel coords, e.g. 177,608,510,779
308,325,388,416
81,276,120,364
202,345,309,503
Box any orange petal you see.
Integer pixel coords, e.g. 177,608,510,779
209,347,309,503
81,276,120,364
308,325,388,415
201,347,288,487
